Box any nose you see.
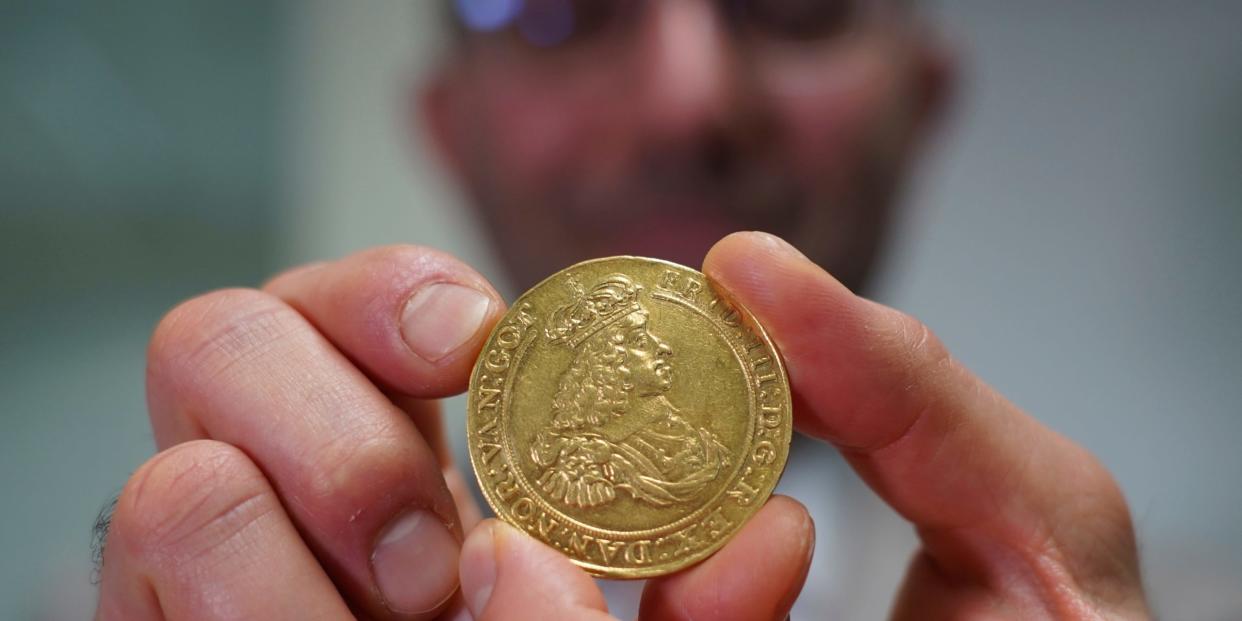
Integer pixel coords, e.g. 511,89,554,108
656,338,673,358
632,1,740,141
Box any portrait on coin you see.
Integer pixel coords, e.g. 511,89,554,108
532,274,733,510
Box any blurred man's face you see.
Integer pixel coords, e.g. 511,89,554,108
424,0,951,292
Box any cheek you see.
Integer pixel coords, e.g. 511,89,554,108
758,41,911,182
472,68,616,197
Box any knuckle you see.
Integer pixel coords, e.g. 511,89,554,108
869,308,955,395
894,311,951,375
148,288,302,389
114,441,276,562
262,260,329,292
1038,458,1144,608
855,310,957,451
1058,449,1134,541
304,422,432,513
355,244,469,284
360,243,441,265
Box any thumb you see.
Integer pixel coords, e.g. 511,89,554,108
459,520,616,621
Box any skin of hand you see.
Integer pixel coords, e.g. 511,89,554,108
92,243,814,621
695,232,1151,620
452,232,1151,621
94,233,1148,620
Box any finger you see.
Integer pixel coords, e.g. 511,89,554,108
146,290,461,619
390,394,483,532
639,495,814,621
390,394,454,470
265,245,500,524
703,232,1142,610
263,244,505,399
96,441,352,621
443,464,484,534
459,520,616,621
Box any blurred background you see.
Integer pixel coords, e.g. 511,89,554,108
2,1,1239,619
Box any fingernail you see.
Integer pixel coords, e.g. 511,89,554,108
459,522,500,617
372,510,461,615
401,283,492,363
444,608,474,621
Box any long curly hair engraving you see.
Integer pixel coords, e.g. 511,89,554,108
531,273,732,510
547,311,646,431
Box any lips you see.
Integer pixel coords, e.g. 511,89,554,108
595,206,740,267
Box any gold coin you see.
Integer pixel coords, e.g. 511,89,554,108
466,257,792,579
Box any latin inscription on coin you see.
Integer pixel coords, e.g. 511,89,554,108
467,257,792,579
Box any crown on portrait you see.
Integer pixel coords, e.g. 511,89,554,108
545,274,644,348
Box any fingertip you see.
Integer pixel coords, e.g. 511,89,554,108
769,495,817,606
261,245,508,397
491,521,609,610
705,231,856,321
704,231,810,276
459,521,499,618
460,520,609,620
705,231,791,285
641,495,816,621
766,494,816,562
703,232,943,451
262,260,330,294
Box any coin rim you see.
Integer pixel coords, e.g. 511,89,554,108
466,256,792,579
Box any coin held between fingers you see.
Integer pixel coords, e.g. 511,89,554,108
466,256,793,579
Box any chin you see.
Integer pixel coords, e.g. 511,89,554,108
591,214,743,267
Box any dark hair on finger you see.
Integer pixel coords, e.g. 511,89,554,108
90,493,120,586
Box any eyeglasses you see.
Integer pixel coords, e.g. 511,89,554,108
451,0,895,51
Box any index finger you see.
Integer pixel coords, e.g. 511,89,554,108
703,232,1141,607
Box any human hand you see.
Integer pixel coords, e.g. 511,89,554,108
698,232,1150,619
94,245,815,621
456,495,813,621
94,246,504,619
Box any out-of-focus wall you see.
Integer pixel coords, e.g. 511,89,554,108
282,1,1242,618
277,0,500,287
887,3,1242,616
1,1,1237,619
0,2,280,619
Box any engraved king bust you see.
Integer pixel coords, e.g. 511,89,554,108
531,274,732,510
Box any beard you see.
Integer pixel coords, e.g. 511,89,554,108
464,129,907,296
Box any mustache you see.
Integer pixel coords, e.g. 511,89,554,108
563,142,805,223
